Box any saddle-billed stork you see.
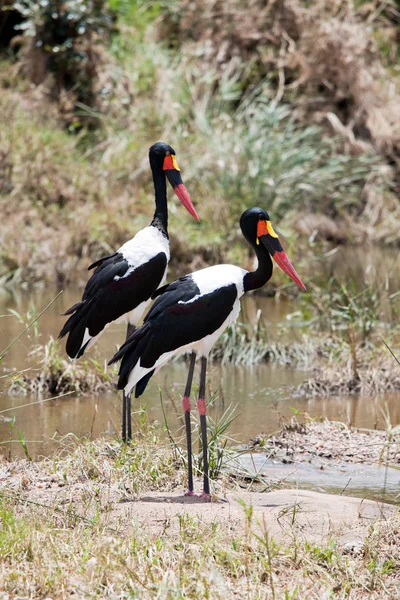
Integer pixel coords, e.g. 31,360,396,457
59,142,199,442
108,207,306,498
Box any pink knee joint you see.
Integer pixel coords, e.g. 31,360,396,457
197,398,207,416
182,395,191,413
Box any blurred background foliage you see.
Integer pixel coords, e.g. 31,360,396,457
0,0,399,286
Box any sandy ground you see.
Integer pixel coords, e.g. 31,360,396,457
111,489,394,547
2,458,395,548
2,426,398,550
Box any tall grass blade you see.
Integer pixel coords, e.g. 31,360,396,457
0,290,63,361
382,339,400,367
0,391,73,415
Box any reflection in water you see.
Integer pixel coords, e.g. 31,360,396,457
1,243,400,461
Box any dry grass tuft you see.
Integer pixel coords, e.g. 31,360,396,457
6,338,115,395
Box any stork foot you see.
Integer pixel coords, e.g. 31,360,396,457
184,490,196,497
200,491,212,502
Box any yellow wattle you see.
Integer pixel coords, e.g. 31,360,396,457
172,155,180,171
266,221,278,238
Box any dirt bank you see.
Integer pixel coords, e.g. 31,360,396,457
299,364,400,397
250,419,400,467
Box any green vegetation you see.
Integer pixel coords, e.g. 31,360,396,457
0,0,399,286
10,0,113,127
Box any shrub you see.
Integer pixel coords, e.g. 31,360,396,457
13,0,114,127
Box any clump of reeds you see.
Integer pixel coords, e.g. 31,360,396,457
209,319,334,367
6,337,115,396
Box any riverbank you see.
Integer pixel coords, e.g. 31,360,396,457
2,0,400,289
1,434,399,598
250,419,400,467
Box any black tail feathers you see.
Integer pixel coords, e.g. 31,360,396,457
108,323,149,366
109,323,153,391
135,370,155,398
59,300,91,359
61,301,86,317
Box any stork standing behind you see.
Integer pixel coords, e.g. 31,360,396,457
59,142,199,441
109,207,306,498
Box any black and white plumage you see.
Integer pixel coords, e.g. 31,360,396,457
109,207,306,497
59,141,199,360
111,265,243,395
60,232,169,359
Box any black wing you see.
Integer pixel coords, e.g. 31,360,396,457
147,275,200,318
109,281,238,390
59,252,167,358
87,252,119,271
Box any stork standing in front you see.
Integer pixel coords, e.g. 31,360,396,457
109,207,306,498
59,142,199,442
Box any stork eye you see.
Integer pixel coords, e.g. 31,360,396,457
165,151,171,156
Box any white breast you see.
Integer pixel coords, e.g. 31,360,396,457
119,226,170,268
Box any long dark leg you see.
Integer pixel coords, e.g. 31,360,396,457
197,356,210,498
122,394,127,443
127,394,132,441
183,352,196,495
122,323,136,443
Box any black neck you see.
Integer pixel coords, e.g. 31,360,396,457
150,164,168,236
243,241,273,293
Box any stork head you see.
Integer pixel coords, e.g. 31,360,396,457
149,142,199,221
240,207,306,291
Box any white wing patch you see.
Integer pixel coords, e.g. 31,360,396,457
122,263,248,395
190,264,246,299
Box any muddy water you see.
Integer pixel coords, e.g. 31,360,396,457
1,245,400,501
0,286,306,457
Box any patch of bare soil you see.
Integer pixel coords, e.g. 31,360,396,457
1,462,395,546
251,420,400,467
115,489,396,547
